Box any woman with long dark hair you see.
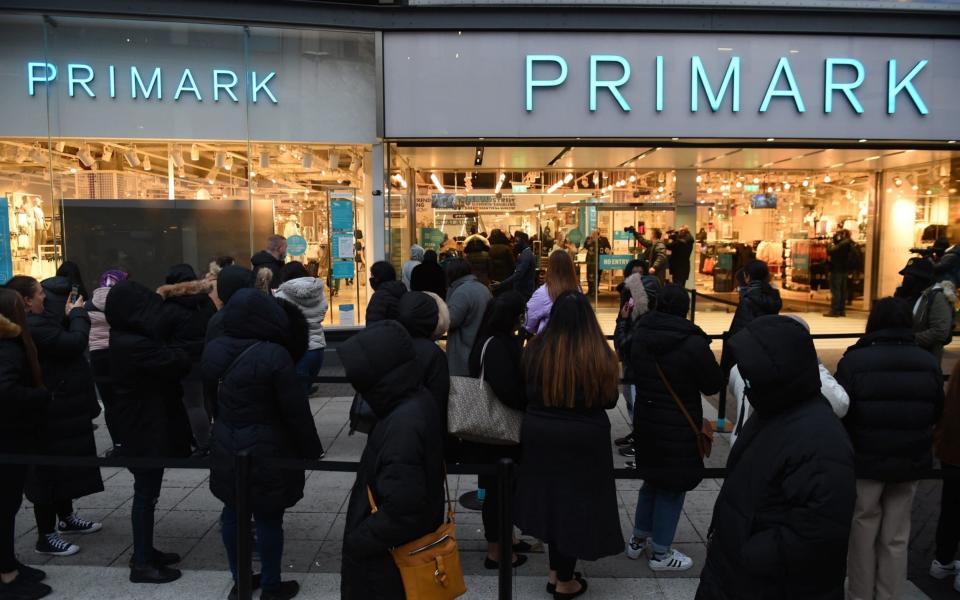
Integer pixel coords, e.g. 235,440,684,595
467,291,528,569
516,291,623,599
0,288,52,600
5,275,104,558
524,250,580,335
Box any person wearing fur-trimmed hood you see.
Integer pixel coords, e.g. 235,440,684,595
275,263,329,396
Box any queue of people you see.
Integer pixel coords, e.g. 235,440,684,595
1,227,959,600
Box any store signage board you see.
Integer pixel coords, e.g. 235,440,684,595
332,234,355,259
420,227,446,248
599,254,635,270
0,198,12,283
743,184,760,192
512,184,528,193
286,234,308,257
332,261,354,280
330,200,354,232
384,32,960,140
1,22,375,143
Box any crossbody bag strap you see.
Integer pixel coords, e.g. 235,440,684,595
654,362,700,439
218,341,262,395
478,336,494,389
366,462,455,522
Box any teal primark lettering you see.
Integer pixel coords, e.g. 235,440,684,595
523,54,928,115
26,62,278,104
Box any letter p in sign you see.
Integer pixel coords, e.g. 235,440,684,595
526,55,567,112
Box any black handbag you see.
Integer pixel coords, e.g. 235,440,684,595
349,393,377,435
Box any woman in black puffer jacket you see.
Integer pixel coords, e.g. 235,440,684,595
106,281,193,584
837,297,943,600
0,289,52,599
202,288,323,600
339,320,445,600
5,275,104,558
625,285,722,572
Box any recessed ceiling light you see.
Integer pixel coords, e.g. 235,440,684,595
766,138,775,142
949,140,957,144
858,139,867,143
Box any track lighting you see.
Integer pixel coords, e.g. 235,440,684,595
54,141,66,153
214,151,226,169
430,172,445,193
101,145,113,162
142,155,151,171
77,145,95,168
224,155,233,171
494,173,505,194
30,143,46,164
123,148,141,167
190,144,200,161
206,166,219,185
328,149,340,170
170,145,185,168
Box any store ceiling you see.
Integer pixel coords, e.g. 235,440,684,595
395,145,959,173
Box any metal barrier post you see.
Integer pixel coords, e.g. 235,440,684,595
716,332,728,431
690,288,697,323
235,452,253,600
498,458,515,600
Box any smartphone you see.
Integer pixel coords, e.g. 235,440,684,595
68,285,79,304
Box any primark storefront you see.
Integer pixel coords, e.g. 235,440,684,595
1,0,959,325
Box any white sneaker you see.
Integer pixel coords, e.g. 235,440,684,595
625,536,649,560
930,559,960,580
649,548,693,572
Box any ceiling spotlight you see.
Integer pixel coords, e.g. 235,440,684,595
629,175,637,183
802,179,809,187
30,143,46,164
913,184,919,191
101,145,113,162
206,166,219,184
706,187,713,194
494,172,506,194
735,181,742,188
894,177,903,187
190,144,200,161
69,167,77,174
123,148,141,167
215,151,226,169
54,141,66,153
767,186,774,193
696,175,702,183
858,139,867,143
474,146,484,167
170,145,185,168
563,173,574,184
752,177,760,184
592,172,599,185
783,182,791,190
77,145,95,168
766,138,775,142
430,172,445,193
178,165,185,178
823,175,831,183
142,155,151,171
224,155,233,171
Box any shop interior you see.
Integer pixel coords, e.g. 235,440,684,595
388,143,960,326
0,138,371,324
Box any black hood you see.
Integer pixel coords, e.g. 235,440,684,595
222,288,290,346
337,320,422,418
366,280,408,323
40,275,72,317
656,285,689,317
105,280,163,336
637,310,708,354
218,265,254,305
251,250,282,269
728,315,821,417
165,263,198,285
396,292,439,339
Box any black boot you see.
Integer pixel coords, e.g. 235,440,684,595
129,564,182,584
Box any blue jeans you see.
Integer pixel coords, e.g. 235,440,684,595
633,483,686,555
830,269,848,315
622,384,636,420
221,506,284,589
130,468,164,566
296,348,325,396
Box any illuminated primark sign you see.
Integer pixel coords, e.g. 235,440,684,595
25,62,279,104
525,55,929,115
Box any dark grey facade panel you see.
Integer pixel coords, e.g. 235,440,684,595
1,0,959,37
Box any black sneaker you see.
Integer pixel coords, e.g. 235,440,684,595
227,573,262,600
35,533,79,557
129,564,182,584
614,433,635,447
618,446,636,457
0,576,52,600
57,514,102,535
261,580,300,600
15,563,46,583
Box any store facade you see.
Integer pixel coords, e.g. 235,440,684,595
2,1,959,325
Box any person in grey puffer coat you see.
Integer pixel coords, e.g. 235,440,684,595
276,268,328,396
445,258,492,376
401,244,425,290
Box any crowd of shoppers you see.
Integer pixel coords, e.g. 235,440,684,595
2,225,960,600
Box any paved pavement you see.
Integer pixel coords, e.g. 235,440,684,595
12,363,941,599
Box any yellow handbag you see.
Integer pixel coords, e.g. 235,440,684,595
367,471,466,600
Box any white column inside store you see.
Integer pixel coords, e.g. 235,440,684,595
369,143,385,261
674,168,698,281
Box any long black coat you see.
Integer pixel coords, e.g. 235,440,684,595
25,277,103,504
106,281,194,458
626,311,722,492
836,328,943,480
464,332,526,465
697,316,855,600
514,338,623,562
202,289,323,512
0,314,50,454
339,321,445,600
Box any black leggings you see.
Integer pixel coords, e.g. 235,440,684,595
549,545,577,582
479,472,515,544
0,465,27,573
35,499,74,536
937,463,960,564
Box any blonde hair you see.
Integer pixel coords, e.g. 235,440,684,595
255,267,273,293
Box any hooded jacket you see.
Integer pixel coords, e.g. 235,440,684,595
106,281,193,458
202,289,324,511
396,292,450,435
366,280,407,323
87,286,112,352
401,245,425,290
338,321,444,600
913,281,956,361
836,328,942,480
156,278,216,361
697,316,855,600
24,276,104,504
445,274,492,376
626,303,722,492
205,265,254,345
729,280,783,338
0,314,50,454
251,250,285,291
276,277,328,350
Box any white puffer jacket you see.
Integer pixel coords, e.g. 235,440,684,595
276,277,328,350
